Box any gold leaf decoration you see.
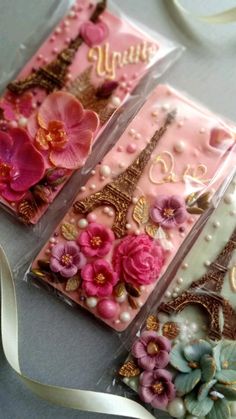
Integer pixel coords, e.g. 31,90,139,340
162,321,180,339
18,199,37,223
67,66,116,125
128,295,139,310
187,206,204,215
114,282,126,297
145,223,159,239
118,360,141,377
133,196,149,226
185,192,198,207
196,191,212,210
61,222,78,240
31,269,46,278
146,315,159,331
65,276,80,292
125,283,141,298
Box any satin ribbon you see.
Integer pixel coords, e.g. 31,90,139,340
0,245,155,419
170,1,236,24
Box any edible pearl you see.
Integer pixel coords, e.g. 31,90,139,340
80,186,86,192
174,140,185,153
119,163,125,169
87,213,97,223
70,218,75,224
162,103,170,111
111,96,121,107
205,234,212,242
49,237,56,244
78,218,88,229
126,143,137,153
129,128,135,136
135,229,140,235
174,287,180,293
173,292,178,298
167,397,186,418
213,220,220,228
204,260,211,267
90,184,96,190
99,165,111,178
190,322,199,332
86,297,98,308
91,169,96,175
177,121,184,127
97,299,118,319
103,207,110,214
18,117,28,127
68,10,76,18
230,209,236,216
108,210,114,217
182,263,188,270
132,197,138,204
199,127,206,134
115,294,127,303
224,193,234,204
55,27,62,35
165,291,171,298
120,311,131,323
177,277,183,284
9,120,18,128
126,223,131,230
134,133,141,140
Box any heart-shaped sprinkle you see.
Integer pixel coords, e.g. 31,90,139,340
80,21,109,47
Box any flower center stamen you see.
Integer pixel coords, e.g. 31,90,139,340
163,208,175,218
152,382,164,395
61,253,73,266
90,236,102,248
147,341,160,356
188,361,199,369
95,273,106,284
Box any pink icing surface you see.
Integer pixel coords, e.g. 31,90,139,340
0,0,167,223
31,84,236,331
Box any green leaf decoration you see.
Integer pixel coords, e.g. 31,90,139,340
184,339,212,362
185,392,214,416
215,384,236,401
220,341,236,370
201,354,217,382
206,398,230,419
198,379,217,402
213,341,222,371
216,369,236,384
170,343,191,373
175,369,201,395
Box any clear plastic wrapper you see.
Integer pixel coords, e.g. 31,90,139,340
27,84,236,333
0,0,182,225
116,173,236,419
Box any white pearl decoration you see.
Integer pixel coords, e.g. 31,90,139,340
111,96,121,107
91,169,96,175
213,220,220,228
49,237,56,244
120,312,131,323
162,103,170,111
132,197,138,204
86,297,98,308
174,140,185,153
177,277,183,284
199,127,206,134
165,291,171,298
190,322,199,332
90,184,96,190
80,186,86,192
230,210,236,216
224,193,234,204
18,117,28,127
172,292,178,298
126,223,131,230
78,219,88,229
205,234,212,242
129,128,135,136
182,263,188,270
115,294,127,303
204,260,211,267
167,397,186,418
99,165,111,178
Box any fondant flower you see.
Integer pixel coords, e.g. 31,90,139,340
0,128,45,202
150,195,187,229
0,91,33,121
81,259,118,297
80,21,109,47
28,91,99,170
113,234,164,286
50,241,86,278
77,222,114,257
139,369,175,409
132,331,171,371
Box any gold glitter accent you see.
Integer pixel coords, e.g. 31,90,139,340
163,208,174,218
159,229,236,341
90,236,102,247
61,254,73,266
65,276,80,292
73,112,176,238
145,223,159,239
95,273,106,285
114,282,126,297
7,1,107,95
18,199,37,223
61,223,78,241
132,196,149,226
152,382,164,395
31,269,46,278
118,360,140,378
162,321,180,340
146,315,159,331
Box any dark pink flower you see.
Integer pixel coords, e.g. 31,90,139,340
77,222,114,257
50,241,86,278
0,91,33,121
113,234,164,286
28,91,99,170
150,195,187,229
0,128,45,202
132,331,171,371
81,259,118,297
80,21,109,47
139,369,175,409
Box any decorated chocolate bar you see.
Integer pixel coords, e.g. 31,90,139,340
0,0,171,223
120,175,236,419
29,84,236,331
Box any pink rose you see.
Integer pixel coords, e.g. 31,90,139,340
113,234,164,286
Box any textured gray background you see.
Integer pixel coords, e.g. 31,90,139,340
1,0,236,418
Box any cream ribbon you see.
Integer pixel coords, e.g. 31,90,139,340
170,1,236,24
0,245,155,419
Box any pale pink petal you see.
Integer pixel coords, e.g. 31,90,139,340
68,109,99,132
82,280,98,296
138,356,156,371
153,369,173,382
51,244,65,260
174,207,187,224
27,113,39,138
131,341,146,359
19,93,33,117
65,241,80,255
0,100,16,120
151,393,169,409
138,386,155,404
139,371,155,387
61,265,78,278
166,381,176,400
0,131,13,161
155,350,170,368
73,252,87,269
81,264,94,282
97,283,113,297
50,258,62,273
157,336,172,352
140,331,158,345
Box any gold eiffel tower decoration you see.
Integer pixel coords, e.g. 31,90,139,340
159,228,236,341
73,111,176,238
7,0,107,95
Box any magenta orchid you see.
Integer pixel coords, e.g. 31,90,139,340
77,222,114,257
150,195,187,229
81,259,118,297
0,128,45,202
50,241,86,278
0,91,33,121
28,91,99,170
113,234,164,286
138,369,175,409
132,331,171,371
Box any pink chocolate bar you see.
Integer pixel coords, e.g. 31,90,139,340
0,0,166,223
30,84,236,331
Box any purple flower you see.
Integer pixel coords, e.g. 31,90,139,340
150,195,187,229
139,369,175,409
132,331,171,371
50,241,86,278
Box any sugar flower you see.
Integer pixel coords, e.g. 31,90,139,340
81,259,118,297
77,222,114,257
50,241,86,278
132,331,171,371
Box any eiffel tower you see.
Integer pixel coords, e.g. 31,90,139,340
159,228,236,341
7,0,107,95
73,111,176,238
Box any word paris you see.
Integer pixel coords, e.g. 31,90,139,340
88,41,157,78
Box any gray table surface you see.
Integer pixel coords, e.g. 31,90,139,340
1,0,236,418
